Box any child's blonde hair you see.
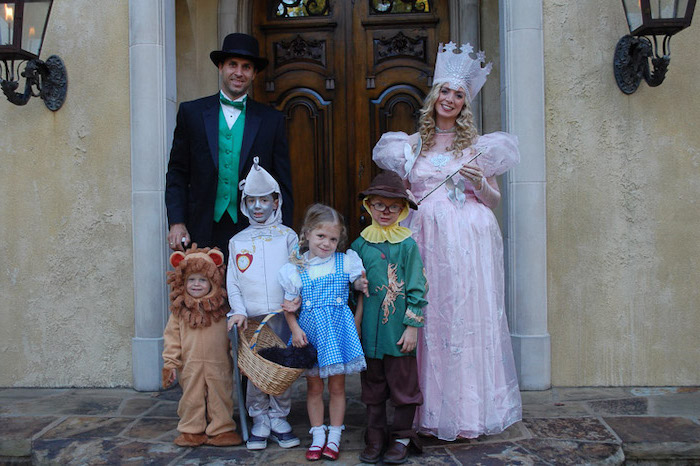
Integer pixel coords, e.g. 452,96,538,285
290,203,348,269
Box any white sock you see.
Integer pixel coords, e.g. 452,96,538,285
309,425,327,449
396,438,409,446
326,425,344,451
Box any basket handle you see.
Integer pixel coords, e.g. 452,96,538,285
249,309,284,351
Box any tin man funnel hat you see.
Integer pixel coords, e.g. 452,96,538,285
239,156,280,198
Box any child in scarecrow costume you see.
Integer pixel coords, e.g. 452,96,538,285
162,245,242,447
351,170,428,464
226,156,301,450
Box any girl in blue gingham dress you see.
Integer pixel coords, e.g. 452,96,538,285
278,204,368,461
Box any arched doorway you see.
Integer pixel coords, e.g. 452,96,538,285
251,0,449,237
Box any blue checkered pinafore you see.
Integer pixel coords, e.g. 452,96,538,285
297,253,366,378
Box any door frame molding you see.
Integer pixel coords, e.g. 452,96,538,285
128,0,550,391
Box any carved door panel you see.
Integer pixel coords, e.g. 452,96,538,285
253,0,449,237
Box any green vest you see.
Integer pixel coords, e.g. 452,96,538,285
213,106,245,223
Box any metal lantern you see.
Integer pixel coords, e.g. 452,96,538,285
0,0,67,110
614,0,696,94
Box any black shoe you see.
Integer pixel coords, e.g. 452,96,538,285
358,442,383,464
383,441,409,464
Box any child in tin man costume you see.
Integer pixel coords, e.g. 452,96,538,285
226,157,301,450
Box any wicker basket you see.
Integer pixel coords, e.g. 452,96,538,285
237,311,304,396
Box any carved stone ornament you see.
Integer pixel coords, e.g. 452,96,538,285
374,31,426,64
274,35,326,68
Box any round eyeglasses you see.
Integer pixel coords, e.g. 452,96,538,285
370,202,403,213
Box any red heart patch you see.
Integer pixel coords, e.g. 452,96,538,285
236,253,253,273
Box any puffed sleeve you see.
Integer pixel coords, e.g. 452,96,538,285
372,132,422,179
472,132,520,178
278,263,302,301
343,249,366,283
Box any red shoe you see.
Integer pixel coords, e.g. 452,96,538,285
306,443,325,461
321,441,340,461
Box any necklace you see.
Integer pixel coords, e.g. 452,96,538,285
435,126,456,134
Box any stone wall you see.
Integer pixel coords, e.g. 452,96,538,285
544,1,700,385
0,1,132,387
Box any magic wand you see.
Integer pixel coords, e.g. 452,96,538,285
417,151,483,205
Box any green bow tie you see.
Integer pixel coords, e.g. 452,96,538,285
220,95,246,109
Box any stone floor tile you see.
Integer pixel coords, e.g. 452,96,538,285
522,401,590,419
605,416,700,461
474,421,531,443
405,448,463,465
416,422,529,449
587,397,648,415
516,439,624,465
0,417,58,457
152,386,182,402
603,416,700,443
629,387,698,397
520,390,555,405
1,393,124,416
0,389,67,402
178,445,260,465
122,417,179,440
648,392,700,417
522,417,618,442
146,401,179,418
39,417,133,440
119,397,160,416
554,387,631,402
32,438,183,465
448,442,544,465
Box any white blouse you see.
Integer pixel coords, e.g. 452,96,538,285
278,249,365,301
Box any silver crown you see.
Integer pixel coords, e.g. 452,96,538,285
433,42,492,102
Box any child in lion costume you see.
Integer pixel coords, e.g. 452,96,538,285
162,244,242,447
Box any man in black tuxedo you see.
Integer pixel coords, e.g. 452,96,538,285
165,33,293,257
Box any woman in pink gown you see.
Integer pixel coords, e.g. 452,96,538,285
372,42,521,440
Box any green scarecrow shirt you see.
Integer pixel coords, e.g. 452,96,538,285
351,236,428,358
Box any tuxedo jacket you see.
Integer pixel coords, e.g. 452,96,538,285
165,94,293,245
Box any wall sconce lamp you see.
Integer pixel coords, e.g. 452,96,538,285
614,0,696,94
0,0,66,110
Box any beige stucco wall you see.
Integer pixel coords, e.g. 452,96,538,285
545,1,700,385
176,0,219,103
0,1,133,387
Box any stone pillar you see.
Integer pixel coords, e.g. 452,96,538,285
450,0,483,131
129,0,177,391
219,0,251,39
499,0,551,390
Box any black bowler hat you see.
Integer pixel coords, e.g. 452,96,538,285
210,33,269,71
359,170,418,210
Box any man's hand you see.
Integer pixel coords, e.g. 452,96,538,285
397,326,418,353
167,223,191,251
227,315,247,331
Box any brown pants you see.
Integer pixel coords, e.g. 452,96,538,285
361,356,423,448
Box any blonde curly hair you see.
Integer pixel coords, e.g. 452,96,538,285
167,243,229,329
418,83,478,156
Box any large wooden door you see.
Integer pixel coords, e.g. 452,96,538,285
253,0,449,238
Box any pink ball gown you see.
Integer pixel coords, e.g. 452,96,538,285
373,130,522,440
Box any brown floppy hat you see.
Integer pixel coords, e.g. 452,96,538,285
358,170,417,210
